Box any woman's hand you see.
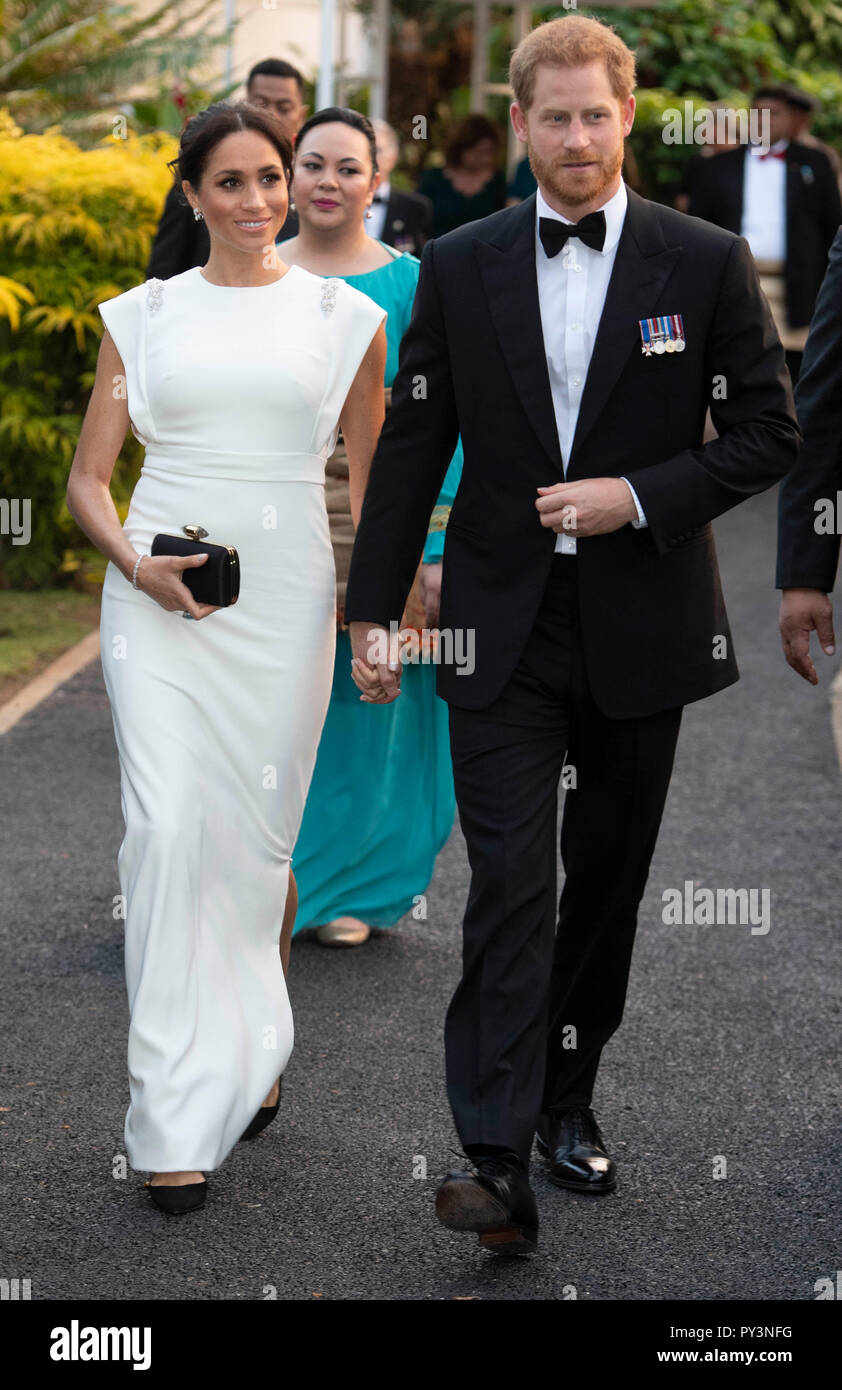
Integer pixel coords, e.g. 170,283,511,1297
135,553,221,620
350,655,400,702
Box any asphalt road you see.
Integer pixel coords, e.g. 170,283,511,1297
1,485,839,1301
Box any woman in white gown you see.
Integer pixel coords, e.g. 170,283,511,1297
66,101,387,1213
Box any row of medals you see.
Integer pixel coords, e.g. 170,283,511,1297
644,335,685,355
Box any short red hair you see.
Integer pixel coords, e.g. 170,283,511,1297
509,15,637,112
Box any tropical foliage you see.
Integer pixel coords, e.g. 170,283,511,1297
0,0,229,141
0,111,176,588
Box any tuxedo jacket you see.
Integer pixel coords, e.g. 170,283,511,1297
343,187,800,718
379,188,433,258
146,186,299,280
688,142,842,328
777,225,842,591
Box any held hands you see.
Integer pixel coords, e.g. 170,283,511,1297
535,477,638,536
346,478,638,707
134,552,221,620
347,566,442,705
349,621,402,704
779,588,836,685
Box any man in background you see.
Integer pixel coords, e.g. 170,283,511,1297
689,84,842,384
367,119,432,257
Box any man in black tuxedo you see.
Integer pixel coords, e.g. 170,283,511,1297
344,15,799,1254
689,84,841,384
368,119,433,257
777,227,842,681
147,58,305,279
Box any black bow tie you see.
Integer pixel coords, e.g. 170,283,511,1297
539,210,606,257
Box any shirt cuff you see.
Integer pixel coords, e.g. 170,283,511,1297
621,477,648,529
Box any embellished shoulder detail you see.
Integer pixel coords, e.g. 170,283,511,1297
146,278,165,313
320,277,341,316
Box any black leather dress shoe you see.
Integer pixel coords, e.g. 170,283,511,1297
535,1106,616,1193
146,1178,207,1214
435,1155,538,1254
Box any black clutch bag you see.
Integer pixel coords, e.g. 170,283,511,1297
151,524,240,607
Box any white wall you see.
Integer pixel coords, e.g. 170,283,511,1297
150,0,376,97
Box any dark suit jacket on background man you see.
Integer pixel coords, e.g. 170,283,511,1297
688,141,841,331
373,186,432,257
777,226,842,590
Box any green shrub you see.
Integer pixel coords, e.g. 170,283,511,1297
0,110,176,589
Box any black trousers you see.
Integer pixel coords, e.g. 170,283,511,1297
445,554,683,1167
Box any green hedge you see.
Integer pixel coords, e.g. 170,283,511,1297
0,111,176,590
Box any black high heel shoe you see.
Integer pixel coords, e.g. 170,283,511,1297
238,1077,283,1142
145,1177,207,1214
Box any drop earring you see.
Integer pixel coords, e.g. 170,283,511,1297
364,205,373,219
193,207,204,221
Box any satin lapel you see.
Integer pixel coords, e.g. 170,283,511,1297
567,189,681,469
473,193,564,475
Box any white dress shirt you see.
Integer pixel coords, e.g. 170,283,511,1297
741,140,788,262
365,181,390,241
535,179,645,554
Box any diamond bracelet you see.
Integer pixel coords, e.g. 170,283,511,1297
131,553,148,589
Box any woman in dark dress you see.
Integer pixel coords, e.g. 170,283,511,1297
417,114,507,237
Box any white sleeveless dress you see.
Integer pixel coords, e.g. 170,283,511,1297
97,265,386,1172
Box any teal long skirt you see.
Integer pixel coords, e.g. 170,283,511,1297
291,630,456,931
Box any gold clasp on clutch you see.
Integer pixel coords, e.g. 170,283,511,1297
182,524,209,542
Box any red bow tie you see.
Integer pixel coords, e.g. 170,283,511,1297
758,148,787,160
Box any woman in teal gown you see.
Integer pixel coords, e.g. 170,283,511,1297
279,107,463,946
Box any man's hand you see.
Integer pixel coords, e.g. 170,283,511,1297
535,477,638,536
419,562,442,627
779,588,836,685
348,620,402,703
